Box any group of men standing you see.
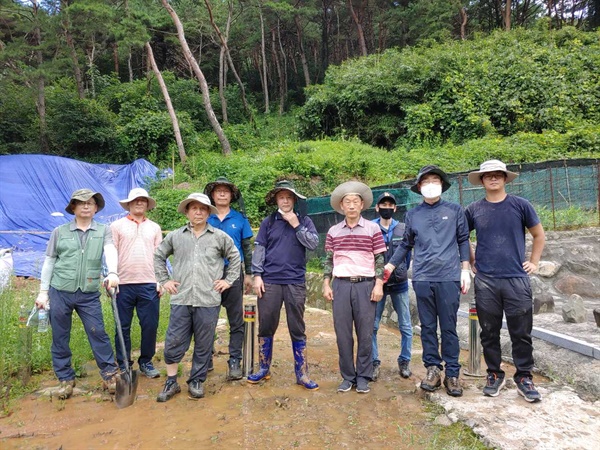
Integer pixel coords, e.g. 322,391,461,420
35,158,545,404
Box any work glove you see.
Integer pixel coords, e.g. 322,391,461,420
383,267,392,284
460,269,471,294
104,272,120,289
36,290,50,310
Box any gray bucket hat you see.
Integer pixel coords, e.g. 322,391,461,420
330,181,373,215
468,159,519,185
177,193,218,215
265,180,306,206
203,177,241,203
119,188,157,211
410,165,451,194
65,189,105,214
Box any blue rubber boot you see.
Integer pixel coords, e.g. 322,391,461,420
292,340,319,390
247,336,273,383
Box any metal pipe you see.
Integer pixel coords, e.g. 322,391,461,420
463,301,484,377
242,304,256,377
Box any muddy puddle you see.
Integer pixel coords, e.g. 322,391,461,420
2,307,455,449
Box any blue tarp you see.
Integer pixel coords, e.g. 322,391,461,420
0,155,160,278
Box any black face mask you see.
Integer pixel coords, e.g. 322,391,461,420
378,208,394,220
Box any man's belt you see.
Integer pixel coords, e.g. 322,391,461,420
336,276,375,283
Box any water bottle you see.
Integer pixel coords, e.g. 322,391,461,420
19,304,28,328
38,308,49,333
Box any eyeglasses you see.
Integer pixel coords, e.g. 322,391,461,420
75,200,96,207
481,172,505,180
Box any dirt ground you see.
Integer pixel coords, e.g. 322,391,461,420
0,305,474,450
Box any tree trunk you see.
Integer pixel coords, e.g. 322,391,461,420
258,2,270,114
294,15,311,87
219,45,228,124
347,0,367,57
271,27,284,115
460,7,468,40
145,42,187,164
32,1,49,153
86,39,96,98
504,0,512,31
60,0,85,99
161,0,231,155
113,42,119,77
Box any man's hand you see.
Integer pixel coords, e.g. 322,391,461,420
522,261,538,275
253,275,265,299
243,274,253,294
104,272,119,289
281,211,300,228
460,269,471,294
36,290,49,310
163,280,180,295
371,279,384,302
322,283,333,302
156,283,164,298
213,279,231,294
384,263,395,274
383,267,392,284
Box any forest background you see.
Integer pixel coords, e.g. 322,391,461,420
1,0,600,229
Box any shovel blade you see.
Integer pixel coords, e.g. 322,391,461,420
114,369,139,409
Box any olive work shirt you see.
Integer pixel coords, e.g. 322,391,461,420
154,222,241,307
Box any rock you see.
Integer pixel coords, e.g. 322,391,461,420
537,261,561,277
533,293,555,314
555,275,600,298
529,275,546,296
434,414,452,426
593,309,600,328
561,294,587,323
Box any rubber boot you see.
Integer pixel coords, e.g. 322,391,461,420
292,340,319,390
247,336,273,383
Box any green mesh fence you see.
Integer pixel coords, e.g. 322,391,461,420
306,159,600,257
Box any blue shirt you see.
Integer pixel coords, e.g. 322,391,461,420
389,199,470,282
208,208,253,263
465,194,540,278
372,217,410,293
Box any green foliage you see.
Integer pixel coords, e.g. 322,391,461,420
299,27,600,148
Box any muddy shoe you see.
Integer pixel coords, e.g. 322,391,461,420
420,366,441,392
227,358,243,381
188,379,204,399
398,360,412,379
483,373,506,397
140,362,160,379
103,375,118,394
56,379,76,400
372,362,380,382
443,376,463,397
516,377,541,403
337,380,354,392
157,379,181,402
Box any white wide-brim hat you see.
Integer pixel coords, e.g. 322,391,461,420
177,193,218,215
330,181,373,215
468,159,519,185
119,188,157,211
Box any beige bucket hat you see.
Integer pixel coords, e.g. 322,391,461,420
177,193,218,215
330,181,373,215
468,159,518,185
65,189,105,215
119,188,157,211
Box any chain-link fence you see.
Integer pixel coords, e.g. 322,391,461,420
307,159,600,257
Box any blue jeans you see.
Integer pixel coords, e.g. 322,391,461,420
372,290,413,364
115,283,160,367
412,281,461,377
49,287,118,381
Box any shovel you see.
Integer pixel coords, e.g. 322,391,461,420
106,286,139,409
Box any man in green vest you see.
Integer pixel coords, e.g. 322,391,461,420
35,189,121,400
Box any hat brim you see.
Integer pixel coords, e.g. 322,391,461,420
265,188,306,206
330,181,373,215
65,192,105,215
204,181,241,203
410,168,452,194
177,198,218,215
119,196,157,211
467,170,518,186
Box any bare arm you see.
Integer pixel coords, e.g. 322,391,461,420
523,223,545,274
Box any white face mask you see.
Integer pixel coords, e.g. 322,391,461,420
420,183,442,199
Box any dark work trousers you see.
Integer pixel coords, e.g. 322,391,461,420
474,273,534,380
332,278,377,383
49,287,118,381
115,283,160,368
219,267,244,361
163,304,220,384
413,281,461,377
257,283,307,342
